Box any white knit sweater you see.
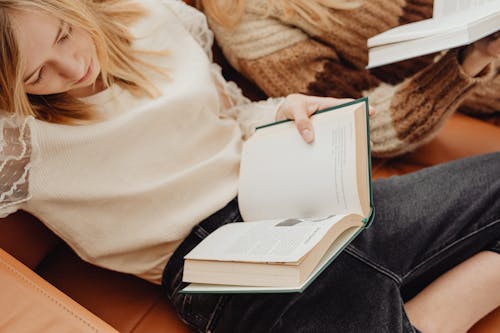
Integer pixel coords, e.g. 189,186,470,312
0,0,282,284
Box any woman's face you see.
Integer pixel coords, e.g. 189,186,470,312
11,10,101,98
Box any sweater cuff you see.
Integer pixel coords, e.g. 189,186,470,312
223,97,286,140
394,49,484,138
370,49,490,157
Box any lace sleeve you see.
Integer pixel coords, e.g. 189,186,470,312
209,55,284,140
162,0,214,59
0,114,35,218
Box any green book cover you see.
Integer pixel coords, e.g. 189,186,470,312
181,98,374,294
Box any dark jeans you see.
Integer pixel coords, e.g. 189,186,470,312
162,152,500,333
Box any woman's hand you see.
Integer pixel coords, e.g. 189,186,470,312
276,94,376,143
460,32,500,77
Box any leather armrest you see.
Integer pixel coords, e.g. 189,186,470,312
0,248,118,333
470,307,500,333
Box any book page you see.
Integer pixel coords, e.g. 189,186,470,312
367,3,500,68
238,102,365,222
433,0,496,18
181,225,363,293
184,214,350,263
368,2,499,47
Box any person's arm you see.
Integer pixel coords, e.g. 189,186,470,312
205,5,334,99
460,32,500,77
0,115,34,218
221,93,365,143
459,67,500,121
235,0,434,70
161,0,215,59
367,34,499,156
206,3,497,157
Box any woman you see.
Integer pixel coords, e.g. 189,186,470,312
201,0,500,157
0,1,498,332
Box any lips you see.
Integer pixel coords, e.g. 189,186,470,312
76,60,92,85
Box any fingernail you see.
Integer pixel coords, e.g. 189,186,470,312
302,129,313,143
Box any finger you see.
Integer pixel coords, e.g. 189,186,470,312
306,96,354,113
306,96,377,118
288,103,315,143
369,105,377,117
295,115,314,143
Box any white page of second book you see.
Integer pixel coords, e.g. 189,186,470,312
368,1,499,47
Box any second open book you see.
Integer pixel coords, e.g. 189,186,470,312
181,98,374,293
367,0,499,68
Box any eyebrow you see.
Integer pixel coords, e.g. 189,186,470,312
23,20,65,83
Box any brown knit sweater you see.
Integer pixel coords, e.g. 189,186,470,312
205,0,499,157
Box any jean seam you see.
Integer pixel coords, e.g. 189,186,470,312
401,304,420,333
269,294,308,333
401,217,500,281
489,242,500,253
169,269,185,298
186,307,211,331
205,295,228,332
345,246,403,285
225,209,241,224
194,225,210,239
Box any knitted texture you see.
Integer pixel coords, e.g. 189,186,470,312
209,10,308,70
238,39,339,97
205,0,500,157
370,50,494,156
458,60,500,126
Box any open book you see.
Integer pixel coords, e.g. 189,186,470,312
367,0,500,68
181,98,374,294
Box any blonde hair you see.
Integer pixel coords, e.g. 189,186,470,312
199,0,362,30
0,0,164,125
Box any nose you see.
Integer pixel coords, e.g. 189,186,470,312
55,56,86,82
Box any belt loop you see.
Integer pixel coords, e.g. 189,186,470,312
193,224,211,240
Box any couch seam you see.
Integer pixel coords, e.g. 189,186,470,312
0,255,103,332
128,295,165,333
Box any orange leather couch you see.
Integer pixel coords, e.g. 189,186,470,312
1,3,499,332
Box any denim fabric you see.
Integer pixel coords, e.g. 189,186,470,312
162,199,242,332
162,152,500,333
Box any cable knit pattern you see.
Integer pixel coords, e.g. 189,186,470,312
208,11,308,71
371,50,494,156
392,51,480,140
239,39,339,97
398,0,434,24
204,0,500,157
251,0,406,68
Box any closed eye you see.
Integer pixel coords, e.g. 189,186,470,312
31,24,72,85
32,67,45,85
58,24,72,44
